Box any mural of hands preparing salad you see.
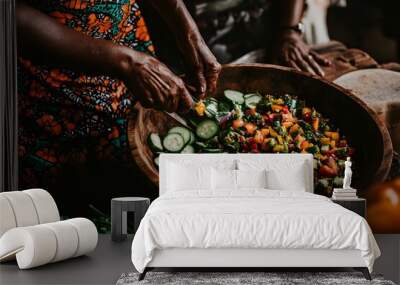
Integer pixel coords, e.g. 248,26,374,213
13,0,400,235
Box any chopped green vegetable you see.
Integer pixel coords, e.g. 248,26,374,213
224,90,244,104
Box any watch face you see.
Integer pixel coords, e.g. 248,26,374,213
297,22,305,34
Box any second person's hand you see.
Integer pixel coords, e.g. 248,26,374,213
116,47,194,114
273,30,331,77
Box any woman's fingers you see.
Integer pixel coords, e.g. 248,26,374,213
288,59,302,71
293,48,316,75
305,54,325,77
310,51,331,66
203,61,221,97
178,86,194,114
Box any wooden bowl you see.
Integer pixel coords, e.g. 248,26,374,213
128,64,393,192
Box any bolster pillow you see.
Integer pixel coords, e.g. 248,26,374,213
0,218,98,269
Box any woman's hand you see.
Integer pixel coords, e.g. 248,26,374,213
148,0,221,99
273,30,331,77
117,47,194,114
178,34,222,99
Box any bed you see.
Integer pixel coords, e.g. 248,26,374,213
131,154,380,280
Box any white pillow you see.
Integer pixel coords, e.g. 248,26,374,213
236,169,267,189
167,162,212,191
266,163,307,191
237,158,308,192
212,168,237,190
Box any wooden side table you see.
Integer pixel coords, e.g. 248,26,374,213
111,197,150,242
331,198,366,218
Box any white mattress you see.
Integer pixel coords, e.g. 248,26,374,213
131,190,380,273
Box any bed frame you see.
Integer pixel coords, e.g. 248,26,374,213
139,248,371,280
139,154,372,281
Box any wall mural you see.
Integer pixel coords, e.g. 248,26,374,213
17,0,399,233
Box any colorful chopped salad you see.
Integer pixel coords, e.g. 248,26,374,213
148,90,354,196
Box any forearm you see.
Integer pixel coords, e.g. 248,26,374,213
272,0,304,29
16,1,132,79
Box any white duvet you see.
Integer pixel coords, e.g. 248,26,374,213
131,190,380,273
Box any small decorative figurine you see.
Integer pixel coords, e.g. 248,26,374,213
343,157,353,189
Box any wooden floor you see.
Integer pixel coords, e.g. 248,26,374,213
0,234,134,285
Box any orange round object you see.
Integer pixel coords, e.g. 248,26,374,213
367,178,400,233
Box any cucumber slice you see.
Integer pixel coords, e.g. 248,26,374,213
163,133,185,152
154,156,160,167
189,132,196,144
168,126,191,144
196,119,219,140
188,117,200,128
244,93,262,108
194,141,208,149
203,148,223,153
148,133,163,152
224,90,244,104
181,144,195,153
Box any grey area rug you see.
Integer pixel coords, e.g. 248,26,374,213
116,272,396,285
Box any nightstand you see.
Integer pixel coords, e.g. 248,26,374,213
331,198,366,218
111,197,150,242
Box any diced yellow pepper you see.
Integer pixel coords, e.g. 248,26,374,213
269,127,278,137
261,128,270,137
194,101,206,116
273,144,285,153
330,132,339,141
320,137,330,145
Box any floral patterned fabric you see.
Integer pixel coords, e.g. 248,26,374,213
18,0,156,215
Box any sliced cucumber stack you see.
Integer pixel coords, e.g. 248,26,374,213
168,126,192,145
148,133,163,152
244,93,262,108
224,90,244,105
162,133,185,152
196,119,219,140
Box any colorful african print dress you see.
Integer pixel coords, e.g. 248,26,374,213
18,0,156,216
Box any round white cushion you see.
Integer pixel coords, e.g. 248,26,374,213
23,189,60,224
66,218,98,257
0,191,39,228
0,219,98,269
0,196,17,237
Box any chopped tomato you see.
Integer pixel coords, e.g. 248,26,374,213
232,119,244,129
282,121,294,128
319,165,337,177
244,123,257,135
254,130,264,144
271,104,283,112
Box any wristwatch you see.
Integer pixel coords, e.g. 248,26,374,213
280,22,305,35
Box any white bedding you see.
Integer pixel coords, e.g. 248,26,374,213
131,190,380,273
